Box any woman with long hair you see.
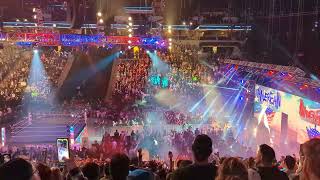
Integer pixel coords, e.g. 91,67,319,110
300,138,320,180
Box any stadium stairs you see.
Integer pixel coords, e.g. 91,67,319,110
57,54,75,89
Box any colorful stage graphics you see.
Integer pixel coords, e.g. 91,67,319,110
0,32,167,47
254,85,320,146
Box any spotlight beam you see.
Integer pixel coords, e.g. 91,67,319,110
235,100,248,138
202,94,219,118
67,52,120,83
147,52,169,74
215,94,234,118
189,90,212,112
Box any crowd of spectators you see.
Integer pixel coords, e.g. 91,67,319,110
0,46,70,123
1,135,320,180
112,44,216,111
0,46,30,118
113,57,151,106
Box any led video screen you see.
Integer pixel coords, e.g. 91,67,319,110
254,85,320,146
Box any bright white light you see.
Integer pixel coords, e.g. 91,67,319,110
24,19,28,22
99,18,104,24
16,19,20,22
128,34,132,38
128,28,132,32
146,50,150,53
97,12,102,17
129,22,133,26
190,22,193,25
33,15,37,19
169,42,172,46
168,25,172,29
128,46,131,49
53,24,56,27
183,22,186,25
253,128,257,137
33,8,36,12
168,38,172,42
128,40,132,44
169,46,172,50
33,49,38,53
120,51,123,54
128,16,132,21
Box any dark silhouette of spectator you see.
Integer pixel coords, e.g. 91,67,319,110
172,134,217,180
256,144,289,180
110,153,130,180
195,128,200,136
37,163,51,180
0,158,39,180
114,130,120,138
282,155,296,179
50,167,63,180
81,162,100,180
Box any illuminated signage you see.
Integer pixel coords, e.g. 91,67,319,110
256,87,281,109
300,99,320,126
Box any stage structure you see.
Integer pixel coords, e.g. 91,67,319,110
219,59,320,105
0,32,167,48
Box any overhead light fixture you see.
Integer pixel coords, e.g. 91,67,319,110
97,12,102,17
128,28,132,32
183,22,186,25
53,24,56,27
128,17,132,21
129,22,133,26
24,19,28,22
128,34,132,38
33,8,36,12
33,15,37,19
99,18,104,24
16,19,20,22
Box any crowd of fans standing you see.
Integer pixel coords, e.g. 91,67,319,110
0,135,320,180
0,46,70,123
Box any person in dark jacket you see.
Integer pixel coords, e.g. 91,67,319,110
256,144,289,180
172,134,217,180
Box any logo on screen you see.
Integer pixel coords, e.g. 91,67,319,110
299,99,320,126
256,87,281,110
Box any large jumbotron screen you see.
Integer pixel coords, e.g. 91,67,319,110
253,85,320,146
